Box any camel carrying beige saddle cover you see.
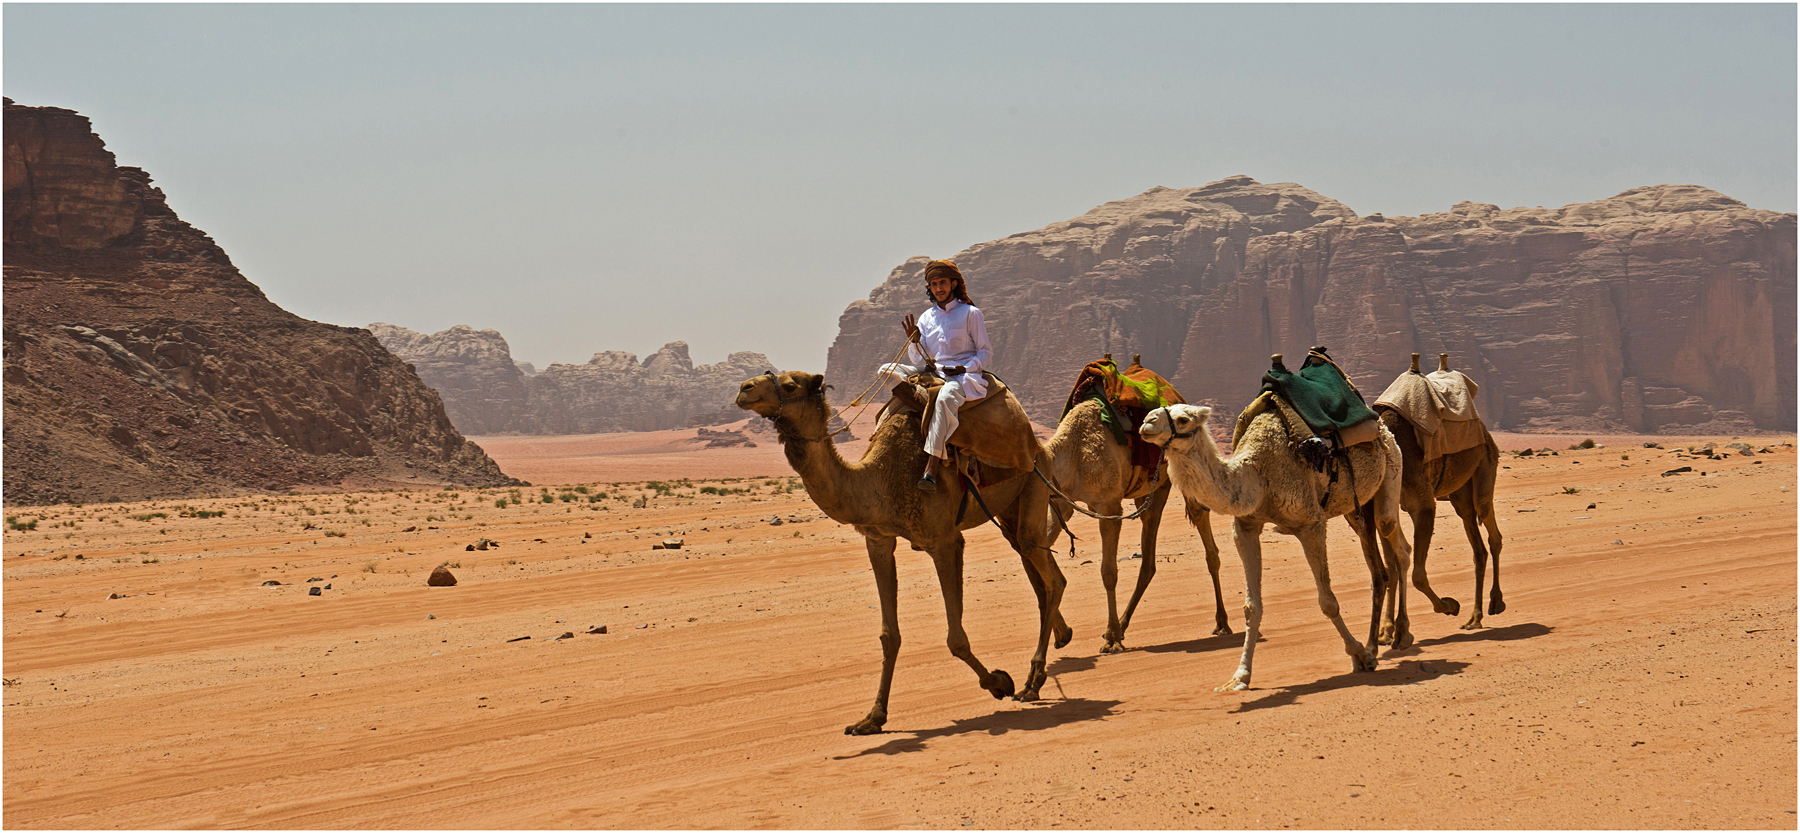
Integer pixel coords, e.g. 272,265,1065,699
1372,370,1487,462
897,371,1044,474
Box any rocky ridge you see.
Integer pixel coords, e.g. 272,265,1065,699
370,325,776,435
3,99,517,504
827,176,1796,433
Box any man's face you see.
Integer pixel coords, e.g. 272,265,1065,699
928,276,957,303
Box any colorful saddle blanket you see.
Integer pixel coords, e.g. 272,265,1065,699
1060,357,1185,477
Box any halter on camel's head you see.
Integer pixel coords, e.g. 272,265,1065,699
1143,404,1211,447
752,370,831,443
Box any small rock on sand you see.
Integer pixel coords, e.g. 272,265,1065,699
428,566,457,587
309,587,322,596
587,625,608,634
261,580,281,586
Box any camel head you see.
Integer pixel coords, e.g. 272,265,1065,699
1139,404,1212,448
735,370,827,419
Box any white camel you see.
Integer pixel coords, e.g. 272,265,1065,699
1140,402,1413,691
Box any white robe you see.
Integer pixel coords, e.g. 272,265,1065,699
875,300,993,459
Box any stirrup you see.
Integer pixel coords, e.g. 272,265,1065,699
916,473,939,493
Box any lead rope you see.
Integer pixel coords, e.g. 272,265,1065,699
824,339,916,440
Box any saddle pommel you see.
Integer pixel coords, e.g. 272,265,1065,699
1410,353,1421,373
1270,354,1286,372
1439,353,1451,372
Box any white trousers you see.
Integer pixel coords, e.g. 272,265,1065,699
876,362,968,460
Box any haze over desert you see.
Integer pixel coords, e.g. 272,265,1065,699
5,428,1793,828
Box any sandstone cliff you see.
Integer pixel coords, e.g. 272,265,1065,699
3,99,517,504
370,326,776,435
366,323,526,436
826,176,1796,434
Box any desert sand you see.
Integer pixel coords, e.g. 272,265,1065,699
4,423,1795,829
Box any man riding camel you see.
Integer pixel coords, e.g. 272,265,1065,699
874,259,991,492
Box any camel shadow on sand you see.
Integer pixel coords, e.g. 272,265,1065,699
1043,630,1243,679
834,697,1123,758
1228,621,1554,714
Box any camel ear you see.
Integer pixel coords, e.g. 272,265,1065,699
1196,406,1212,420
809,374,826,394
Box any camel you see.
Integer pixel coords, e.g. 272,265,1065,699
1373,354,1506,633
1042,397,1228,653
735,370,1070,735
1139,401,1414,692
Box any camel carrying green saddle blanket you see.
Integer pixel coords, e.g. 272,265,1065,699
1255,348,1379,446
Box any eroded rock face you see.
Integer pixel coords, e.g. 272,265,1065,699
368,323,526,436
3,99,517,504
514,342,776,434
825,176,1796,433
370,328,777,435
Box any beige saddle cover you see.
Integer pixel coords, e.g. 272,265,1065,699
890,371,1044,474
1373,370,1488,461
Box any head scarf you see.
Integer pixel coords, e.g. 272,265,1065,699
923,259,973,308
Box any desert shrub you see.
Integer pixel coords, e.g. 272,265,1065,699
1571,438,1596,449
131,513,168,522
6,516,38,531
324,530,348,538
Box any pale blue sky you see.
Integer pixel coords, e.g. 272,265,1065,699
6,3,1794,372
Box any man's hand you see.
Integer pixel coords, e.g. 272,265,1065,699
902,313,921,344
944,365,967,376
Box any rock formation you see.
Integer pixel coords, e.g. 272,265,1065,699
367,323,526,436
3,99,517,505
371,327,776,435
826,175,1796,434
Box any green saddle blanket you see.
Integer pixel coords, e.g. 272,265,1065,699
1259,348,1377,436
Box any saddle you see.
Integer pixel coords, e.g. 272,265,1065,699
885,369,1043,477
1235,348,1379,479
1061,354,1184,495
1373,366,1488,462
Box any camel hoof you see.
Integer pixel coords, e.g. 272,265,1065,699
988,669,1015,700
1436,597,1461,616
1215,679,1249,693
844,718,885,736
1213,623,1233,637
1377,624,1398,646
1353,651,1377,672
1460,617,1484,631
1100,639,1126,654
1488,597,1506,616
1391,629,1415,651
1054,625,1073,650
1015,686,1041,702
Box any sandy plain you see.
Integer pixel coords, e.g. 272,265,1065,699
4,420,1795,829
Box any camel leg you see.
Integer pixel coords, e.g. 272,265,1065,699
1219,518,1265,692
846,535,901,735
1097,501,1128,654
1000,502,1067,700
1348,503,1396,648
1295,522,1378,674
1408,502,1460,617
1474,465,1506,620
928,536,1015,701
1117,485,1171,647
1186,499,1230,635
1452,480,1505,628
1374,495,1414,652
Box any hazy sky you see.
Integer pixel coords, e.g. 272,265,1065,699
6,3,1794,372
